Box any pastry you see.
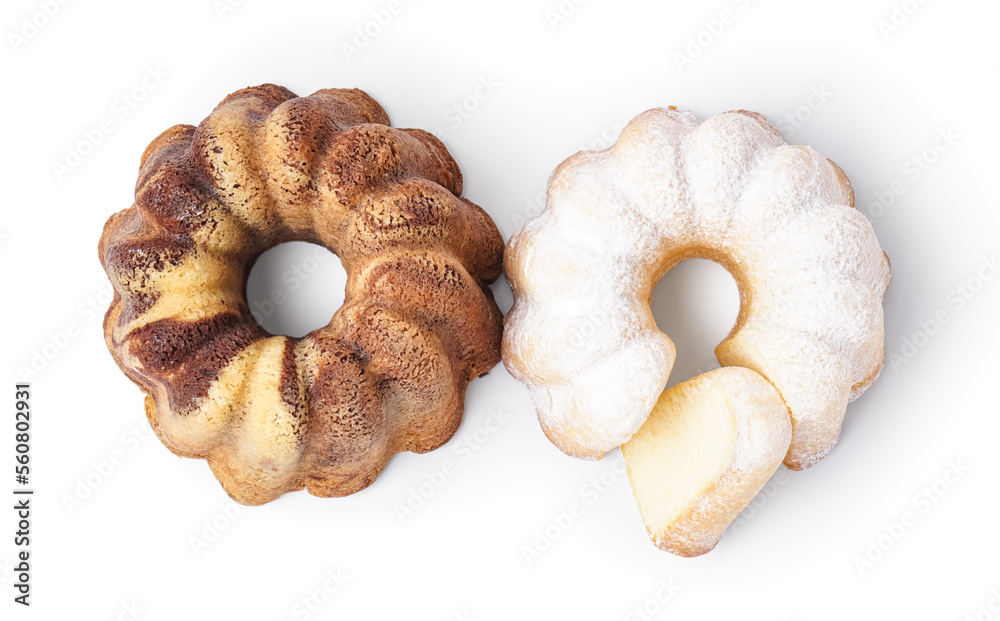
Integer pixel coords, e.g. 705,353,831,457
621,367,791,557
503,107,890,470
99,84,504,505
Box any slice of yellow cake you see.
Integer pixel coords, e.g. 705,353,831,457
622,367,791,556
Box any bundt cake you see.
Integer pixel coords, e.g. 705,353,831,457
99,84,504,505
503,107,890,470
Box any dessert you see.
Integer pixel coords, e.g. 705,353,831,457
99,84,504,505
621,367,791,557
503,107,890,470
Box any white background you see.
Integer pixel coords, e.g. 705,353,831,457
3,0,999,618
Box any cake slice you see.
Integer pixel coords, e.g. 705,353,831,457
621,367,791,556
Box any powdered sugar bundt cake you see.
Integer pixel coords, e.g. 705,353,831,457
99,84,504,505
503,107,890,470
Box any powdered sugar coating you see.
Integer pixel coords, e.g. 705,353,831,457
502,107,890,468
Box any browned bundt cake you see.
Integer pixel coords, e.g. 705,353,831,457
99,84,504,505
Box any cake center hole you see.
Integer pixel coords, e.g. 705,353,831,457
650,259,740,389
246,241,346,338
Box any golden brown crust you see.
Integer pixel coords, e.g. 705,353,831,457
99,84,503,504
